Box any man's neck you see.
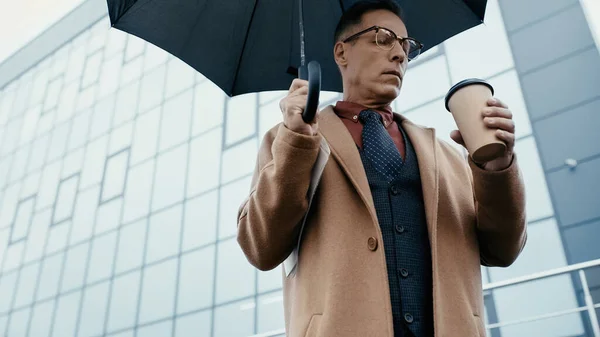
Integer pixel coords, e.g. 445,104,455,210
342,96,393,111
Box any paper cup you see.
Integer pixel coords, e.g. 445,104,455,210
444,79,506,164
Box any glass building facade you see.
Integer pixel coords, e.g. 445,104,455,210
0,0,599,336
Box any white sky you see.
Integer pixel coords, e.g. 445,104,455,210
0,0,598,65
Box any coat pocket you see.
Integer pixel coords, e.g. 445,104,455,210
473,314,486,337
304,314,323,337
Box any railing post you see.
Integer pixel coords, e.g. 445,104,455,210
579,270,600,337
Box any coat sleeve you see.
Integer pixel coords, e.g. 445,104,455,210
468,154,528,267
236,123,322,271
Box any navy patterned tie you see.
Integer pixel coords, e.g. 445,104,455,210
359,109,403,183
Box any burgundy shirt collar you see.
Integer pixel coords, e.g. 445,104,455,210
333,101,395,128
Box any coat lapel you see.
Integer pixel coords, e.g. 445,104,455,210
318,106,377,221
396,114,439,250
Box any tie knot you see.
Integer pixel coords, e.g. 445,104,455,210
358,110,383,124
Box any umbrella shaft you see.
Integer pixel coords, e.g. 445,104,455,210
299,0,306,66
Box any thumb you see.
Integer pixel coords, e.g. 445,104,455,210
450,130,466,147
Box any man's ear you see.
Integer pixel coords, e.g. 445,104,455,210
334,41,348,67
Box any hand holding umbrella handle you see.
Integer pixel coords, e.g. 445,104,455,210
298,61,321,123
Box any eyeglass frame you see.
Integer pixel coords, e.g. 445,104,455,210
341,25,424,61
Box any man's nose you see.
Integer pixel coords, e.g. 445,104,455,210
390,42,407,63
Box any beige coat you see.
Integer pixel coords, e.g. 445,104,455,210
237,106,527,337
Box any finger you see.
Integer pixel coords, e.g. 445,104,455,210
484,117,515,134
483,107,512,119
283,96,308,115
450,130,466,147
496,129,515,150
289,79,309,93
487,97,508,108
289,85,309,97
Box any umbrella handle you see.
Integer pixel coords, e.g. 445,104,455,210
299,61,321,123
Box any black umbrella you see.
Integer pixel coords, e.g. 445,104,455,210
107,0,487,122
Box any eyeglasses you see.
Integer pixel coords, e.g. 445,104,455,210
342,25,424,61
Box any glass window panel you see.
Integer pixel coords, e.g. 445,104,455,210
216,238,256,304
193,80,226,136
138,64,166,113
53,174,79,224
221,138,257,184
257,292,285,334
160,89,193,151
95,198,123,235
45,221,71,254
122,160,154,223
0,89,14,126
11,83,29,120
7,307,30,337
36,161,61,211
43,76,63,112
11,196,35,242
120,55,144,86
0,119,22,156
87,231,117,284
214,299,255,337
146,205,182,264
50,44,70,78
403,98,463,154
61,242,90,293
76,85,97,112
131,107,160,165
2,241,24,272
125,35,146,62
0,316,7,337
258,266,283,293
175,310,211,337
36,252,64,301
137,320,173,337
81,52,102,88
102,150,130,202
396,56,451,112
0,183,20,229
8,147,29,184
98,53,122,99
144,43,169,72
109,121,133,153
46,121,71,162
0,271,18,313
90,95,116,139
14,262,39,308
62,148,85,179
20,105,41,146
182,190,218,251
28,134,50,173
36,108,56,137
56,80,78,124
259,90,286,105
65,45,86,83
70,187,100,245
80,135,109,190
444,0,513,82
139,258,177,324
68,108,93,151
258,99,283,141
115,219,146,273
187,128,222,197
514,137,554,221
21,172,41,200
30,69,49,107
226,93,257,145
219,176,252,239
165,57,195,99
108,330,134,337
107,270,140,333
177,246,215,313
0,154,13,185
487,70,532,138
27,299,54,337
105,29,128,59
152,144,187,211
52,291,81,337
114,80,140,127
77,281,110,337
23,209,51,264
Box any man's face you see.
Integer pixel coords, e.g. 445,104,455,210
336,9,409,102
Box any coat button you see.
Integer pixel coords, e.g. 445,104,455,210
400,268,409,278
390,185,399,195
395,225,405,233
404,313,414,323
367,237,378,251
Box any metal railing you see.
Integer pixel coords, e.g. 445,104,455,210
249,258,600,337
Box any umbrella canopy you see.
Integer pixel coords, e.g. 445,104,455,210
107,0,487,97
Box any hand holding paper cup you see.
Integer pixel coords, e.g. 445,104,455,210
444,79,506,164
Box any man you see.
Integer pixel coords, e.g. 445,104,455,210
237,0,527,336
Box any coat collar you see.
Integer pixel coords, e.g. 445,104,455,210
318,106,439,248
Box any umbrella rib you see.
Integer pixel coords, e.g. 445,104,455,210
230,0,260,95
